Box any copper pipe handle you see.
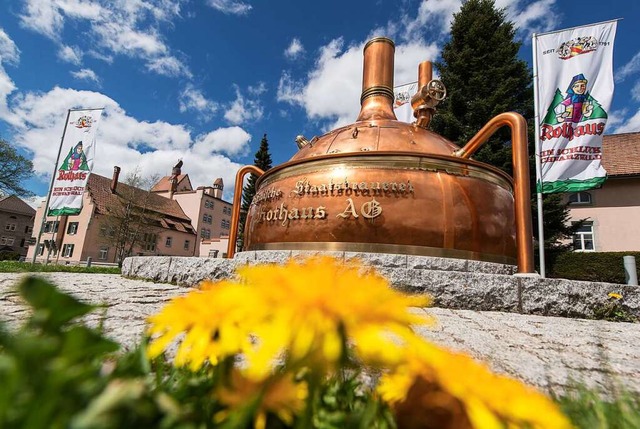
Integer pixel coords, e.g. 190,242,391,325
227,165,265,259
454,112,535,274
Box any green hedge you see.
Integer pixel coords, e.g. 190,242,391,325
550,252,640,284
0,261,120,274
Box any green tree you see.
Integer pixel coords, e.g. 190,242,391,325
430,0,577,267
0,139,34,197
239,134,273,249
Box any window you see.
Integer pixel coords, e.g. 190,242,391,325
143,233,157,252
37,244,44,255
202,213,212,224
223,206,232,215
184,240,190,250
44,221,59,233
67,222,79,234
568,192,592,205
0,237,5,244
5,223,16,231
204,200,214,209
202,229,211,239
6,237,14,246
25,225,32,234
99,246,109,260
165,236,172,247
62,244,74,258
221,219,230,229
573,221,594,251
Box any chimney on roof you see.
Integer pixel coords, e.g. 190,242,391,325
172,159,183,176
213,177,223,199
111,166,121,193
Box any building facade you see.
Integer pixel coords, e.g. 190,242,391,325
0,195,36,258
27,168,196,264
566,132,640,252
152,165,232,257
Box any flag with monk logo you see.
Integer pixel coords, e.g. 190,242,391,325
393,82,418,123
535,21,617,193
49,109,103,216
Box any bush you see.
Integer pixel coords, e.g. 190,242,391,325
550,252,640,284
0,251,21,261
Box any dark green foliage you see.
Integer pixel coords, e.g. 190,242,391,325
0,251,21,261
0,261,120,274
430,0,575,267
430,0,532,174
550,251,640,284
0,138,34,197
239,134,273,249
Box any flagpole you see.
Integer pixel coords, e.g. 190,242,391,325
31,109,71,264
532,33,546,278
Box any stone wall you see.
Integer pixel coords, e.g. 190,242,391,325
122,251,640,320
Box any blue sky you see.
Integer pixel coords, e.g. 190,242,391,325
0,0,639,202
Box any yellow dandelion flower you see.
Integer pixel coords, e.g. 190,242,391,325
379,338,573,429
215,369,308,429
147,256,432,378
608,292,623,300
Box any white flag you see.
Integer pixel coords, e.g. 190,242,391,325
535,21,616,193
393,82,418,123
49,109,103,216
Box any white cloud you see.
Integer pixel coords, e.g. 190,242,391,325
617,51,640,83
284,38,305,60
224,85,263,125
0,28,20,65
179,83,218,120
277,37,438,129
504,0,558,34
247,81,267,96
58,45,82,65
19,0,65,40
146,55,192,78
71,68,100,84
403,0,461,39
0,85,246,200
611,109,640,134
19,0,191,78
193,126,251,157
206,0,252,15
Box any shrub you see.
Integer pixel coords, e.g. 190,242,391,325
550,252,640,284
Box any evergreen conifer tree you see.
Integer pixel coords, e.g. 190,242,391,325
239,134,273,249
431,0,577,270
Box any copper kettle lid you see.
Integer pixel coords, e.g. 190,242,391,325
289,37,460,162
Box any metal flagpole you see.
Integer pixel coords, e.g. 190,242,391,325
532,33,546,277
31,109,71,264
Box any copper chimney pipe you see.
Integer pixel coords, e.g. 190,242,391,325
110,166,121,194
356,37,397,122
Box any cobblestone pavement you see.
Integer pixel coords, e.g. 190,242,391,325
1,273,638,395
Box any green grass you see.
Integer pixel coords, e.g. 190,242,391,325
557,386,640,428
0,261,120,274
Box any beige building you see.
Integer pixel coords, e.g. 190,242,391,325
152,163,233,256
28,168,196,264
0,195,36,258
566,132,640,252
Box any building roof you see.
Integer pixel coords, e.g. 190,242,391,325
0,195,36,216
87,174,195,234
602,132,640,177
150,174,192,192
